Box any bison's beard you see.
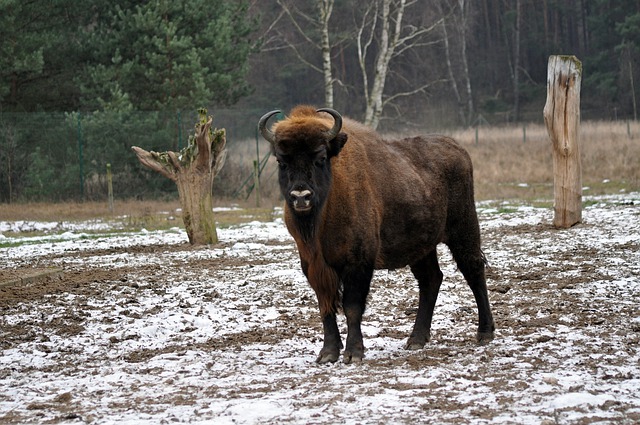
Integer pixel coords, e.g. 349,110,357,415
285,194,329,245
286,205,317,243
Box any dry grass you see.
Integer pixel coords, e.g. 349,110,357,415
450,120,640,201
1,120,638,222
0,199,181,223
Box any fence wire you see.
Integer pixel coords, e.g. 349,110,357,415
0,109,266,203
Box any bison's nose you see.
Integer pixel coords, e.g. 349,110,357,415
290,190,313,212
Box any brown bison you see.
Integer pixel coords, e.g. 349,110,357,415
258,105,495,364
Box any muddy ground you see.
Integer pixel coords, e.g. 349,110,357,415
1,197,639,424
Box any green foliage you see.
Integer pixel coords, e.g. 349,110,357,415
616,13,640,49
0,0,88,111
0,111,190,202
583,0,640,107
22,146,80,201
0,113,76,202
0,0,44,100
79,0,255,112
0,0,256,202
73,110,182,200
1,0,255,112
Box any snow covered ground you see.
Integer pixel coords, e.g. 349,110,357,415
1,194,639,424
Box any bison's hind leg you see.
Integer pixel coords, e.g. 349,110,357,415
406,250,443,350
447,233,496,343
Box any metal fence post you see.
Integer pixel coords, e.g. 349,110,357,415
77,112,84,200
177,110,183,149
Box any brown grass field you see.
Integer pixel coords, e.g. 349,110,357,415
452,120,639,200
0,120,638,223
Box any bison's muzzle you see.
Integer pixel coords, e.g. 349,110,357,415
290,189,313,212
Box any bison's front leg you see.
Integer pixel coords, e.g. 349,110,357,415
343,305,365,363
317,313,343,364
341,266,373,364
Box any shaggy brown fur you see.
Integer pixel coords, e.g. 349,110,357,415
260,105,495,364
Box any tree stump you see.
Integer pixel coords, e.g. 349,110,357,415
132,109,226,244
543,55,582,228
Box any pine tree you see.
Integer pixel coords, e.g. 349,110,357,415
80,0,255,112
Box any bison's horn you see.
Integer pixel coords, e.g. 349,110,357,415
316,108,343,141
258,110,281,144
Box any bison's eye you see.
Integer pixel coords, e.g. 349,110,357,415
277,160,288,170
315,156,327,168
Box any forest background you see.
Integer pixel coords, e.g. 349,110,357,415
1,0,639,203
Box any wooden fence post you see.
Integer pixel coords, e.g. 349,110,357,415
543,55,583,228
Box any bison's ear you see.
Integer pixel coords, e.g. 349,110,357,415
327,133,348,158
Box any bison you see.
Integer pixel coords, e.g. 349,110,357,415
258,105,495,364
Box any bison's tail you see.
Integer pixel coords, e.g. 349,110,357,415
480,249,490,269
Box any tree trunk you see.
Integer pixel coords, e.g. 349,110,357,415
132,109,226,244
318,0,334,108
543,55,582,229
512,0,521,121
440,8,464,124
364,0,406,129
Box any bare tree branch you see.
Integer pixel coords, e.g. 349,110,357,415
277,0,321,49
270,0,444,129
383,79,448,106
279,37,324,74
356,2,378,106
436,0,475,126
393,18,443,56
253,9,286,52
393,38,441,57
273,0,336,105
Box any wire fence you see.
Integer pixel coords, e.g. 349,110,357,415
2,108,637,204
0,109,270,203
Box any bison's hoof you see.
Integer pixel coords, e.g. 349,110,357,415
342,351,363,364
405,334,429,350
405,342,425,351
316,349,339,364
476,330,495,345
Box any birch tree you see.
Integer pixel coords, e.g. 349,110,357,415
438,0,475,126
275,0,336,107
356,0,442,129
